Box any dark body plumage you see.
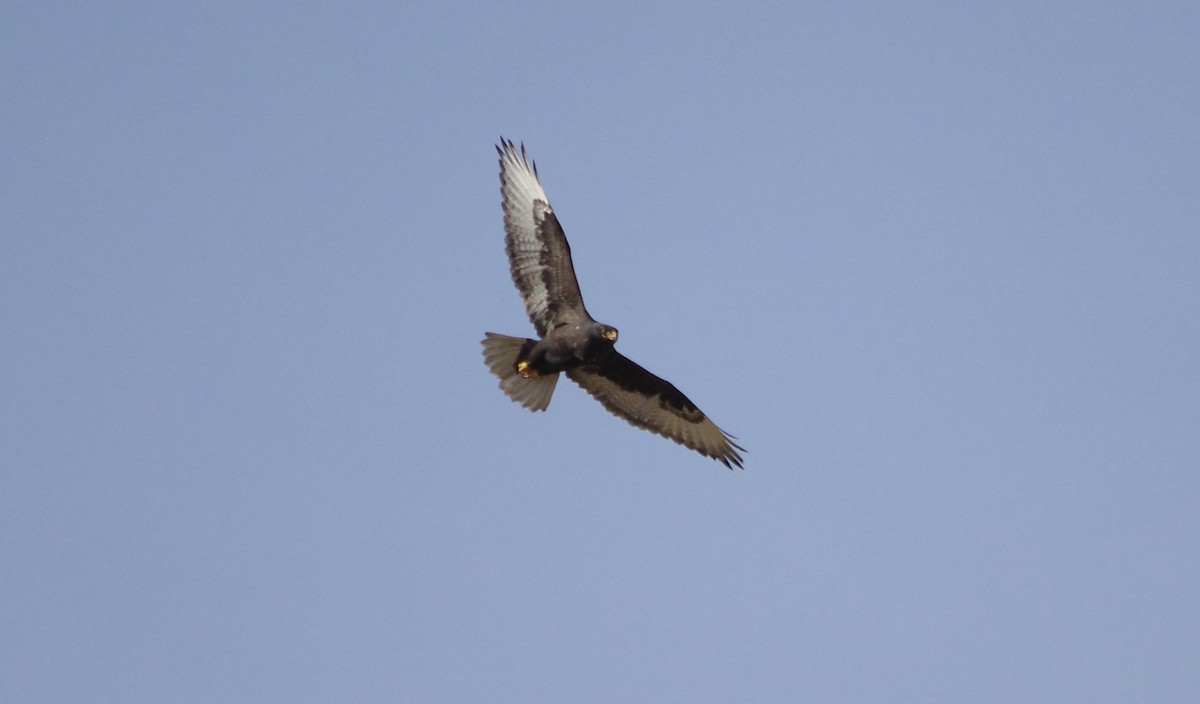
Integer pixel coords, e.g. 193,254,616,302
481,139,744,469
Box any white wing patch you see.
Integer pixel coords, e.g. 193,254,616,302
499,142,556,334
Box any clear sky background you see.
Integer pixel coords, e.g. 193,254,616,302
3,2,1197,702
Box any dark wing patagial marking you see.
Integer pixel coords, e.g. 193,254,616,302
566,352,745,469
497,138,587,337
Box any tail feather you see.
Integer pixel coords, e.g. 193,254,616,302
481,333,558,412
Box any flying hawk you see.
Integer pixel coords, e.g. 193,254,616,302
481,139,744,469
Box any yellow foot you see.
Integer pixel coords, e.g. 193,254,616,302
516,359,538,379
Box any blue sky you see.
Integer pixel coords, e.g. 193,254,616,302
3,2,1198,701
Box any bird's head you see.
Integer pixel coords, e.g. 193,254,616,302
596,323,619,344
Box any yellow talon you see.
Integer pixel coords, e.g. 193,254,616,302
516,359,538,379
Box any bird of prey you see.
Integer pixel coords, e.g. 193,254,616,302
481,139,744,469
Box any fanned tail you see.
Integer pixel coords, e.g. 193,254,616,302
481,333,558,412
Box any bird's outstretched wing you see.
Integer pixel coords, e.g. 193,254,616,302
566,352,745,469
497,138,587,337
